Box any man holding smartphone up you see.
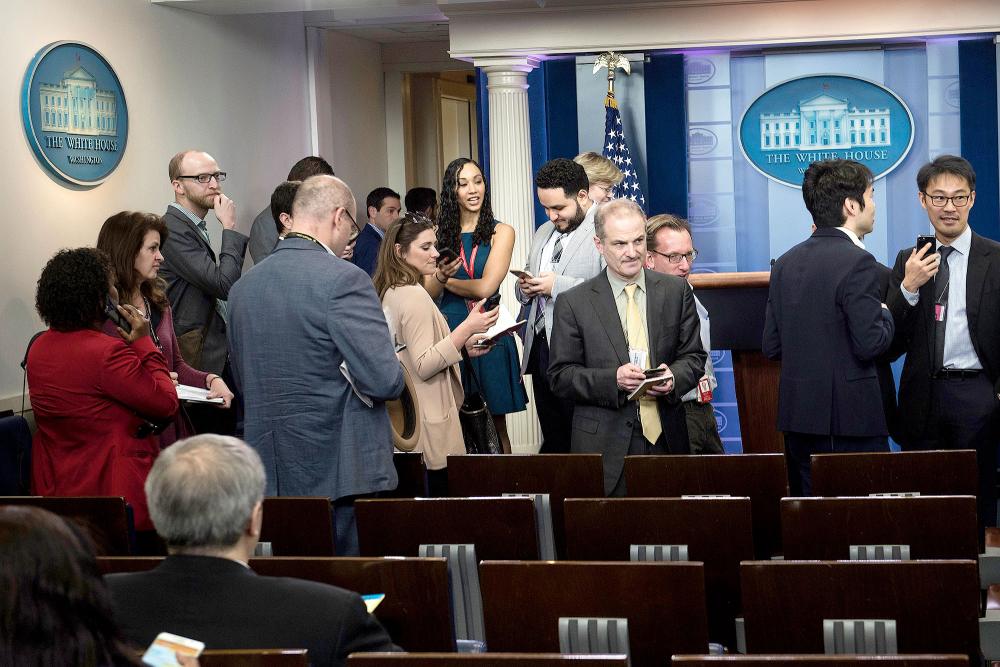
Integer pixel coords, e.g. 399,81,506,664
887,155,1000,532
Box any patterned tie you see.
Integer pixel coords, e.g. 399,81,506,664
933,245,954,371
625,283,662,445
195,220,229,324
533,233,566,335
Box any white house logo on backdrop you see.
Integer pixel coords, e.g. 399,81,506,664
738,75,913,188
21,42,128,187
685,58,716,85
689,128,718,156
687,196,720,227
710,350,727,366
714,409,728,433
946,81,961,109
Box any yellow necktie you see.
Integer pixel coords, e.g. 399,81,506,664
624,283,662,445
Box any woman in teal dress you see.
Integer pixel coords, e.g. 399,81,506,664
424,158,528,453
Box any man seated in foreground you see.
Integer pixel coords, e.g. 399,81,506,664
105,434,399,666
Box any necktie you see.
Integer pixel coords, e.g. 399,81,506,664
625,283,662,445
195,220,229,324
534,233,566,335
933,245,954,371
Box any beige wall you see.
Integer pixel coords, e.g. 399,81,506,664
324,30,389,215
0,0,314,405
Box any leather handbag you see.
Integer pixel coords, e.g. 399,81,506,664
458,348,502,455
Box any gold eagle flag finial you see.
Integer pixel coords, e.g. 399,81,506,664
593,51,631,107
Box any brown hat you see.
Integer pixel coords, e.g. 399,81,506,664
387,362,420,452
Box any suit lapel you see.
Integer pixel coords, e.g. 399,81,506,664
529,223,553,273
966,233,991,358
554,207,597,275
645,270,664,367
591,274,628,366
167,207,215,259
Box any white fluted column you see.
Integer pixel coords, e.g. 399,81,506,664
475,56,541,453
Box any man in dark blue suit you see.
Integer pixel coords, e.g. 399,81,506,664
763,159,895,495
351,187,401,276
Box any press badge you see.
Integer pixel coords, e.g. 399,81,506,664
629,349,648,368
935,303,945,322
698,377,713,403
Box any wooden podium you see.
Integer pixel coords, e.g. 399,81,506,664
689,272,782,454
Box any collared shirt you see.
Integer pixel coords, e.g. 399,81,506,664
900,225,981,370
539,222,580,273
169,202,208,239
608,268,648,348
681,290,718,402
368,223,385,240
836,226,866,249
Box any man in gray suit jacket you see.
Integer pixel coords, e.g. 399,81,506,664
160,150,248,377
549,200,706,495
228,175,404,555
516,159,605,453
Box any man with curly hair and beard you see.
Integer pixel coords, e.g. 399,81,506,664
515,158,606,454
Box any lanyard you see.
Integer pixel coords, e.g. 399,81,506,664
458,244,479,279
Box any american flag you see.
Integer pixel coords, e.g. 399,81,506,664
602,95,646,210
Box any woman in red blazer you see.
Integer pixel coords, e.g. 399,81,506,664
97,211,234,447
27,248,178,532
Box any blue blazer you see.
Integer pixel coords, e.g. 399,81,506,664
351,224,383,277
763,227,894,437
228,238,404,499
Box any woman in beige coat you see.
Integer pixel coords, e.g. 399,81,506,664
374,214,499,495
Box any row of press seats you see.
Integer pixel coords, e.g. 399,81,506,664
3,450,992,663
96,553,981,664
6,491,984,653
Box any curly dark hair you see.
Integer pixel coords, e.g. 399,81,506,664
535,158,589,198
436,158,496,254
35,248,113,332
0,506,138,666
97,212,170,313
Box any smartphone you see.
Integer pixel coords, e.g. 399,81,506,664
510,269,533,280
141,631,204,667
644,368,668,378
916,235,936,253
482,293,502,311
104,296,131,333
436,247,458,265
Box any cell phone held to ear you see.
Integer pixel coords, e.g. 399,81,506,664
105,296,131,333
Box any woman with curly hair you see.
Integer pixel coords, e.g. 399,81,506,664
27,247,178,533
424,158,527,453
97,211,234,447
0,505,141,666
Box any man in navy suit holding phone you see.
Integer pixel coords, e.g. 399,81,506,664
887,155,1000,530
763,159,895,495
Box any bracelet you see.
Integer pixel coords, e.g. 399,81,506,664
435,272,447,284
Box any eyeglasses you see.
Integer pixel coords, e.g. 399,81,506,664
649,248,698,264
921,192,971,208
177,172,227,184
344,208,362,242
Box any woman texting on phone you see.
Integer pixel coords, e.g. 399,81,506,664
425,158,527,453
97,211,234,447
375,213,498,495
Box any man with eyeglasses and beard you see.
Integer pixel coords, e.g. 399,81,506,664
516,158,606,454
887,154,1000,534
227,175,403,555
645,214,724,455
161,150,248,435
